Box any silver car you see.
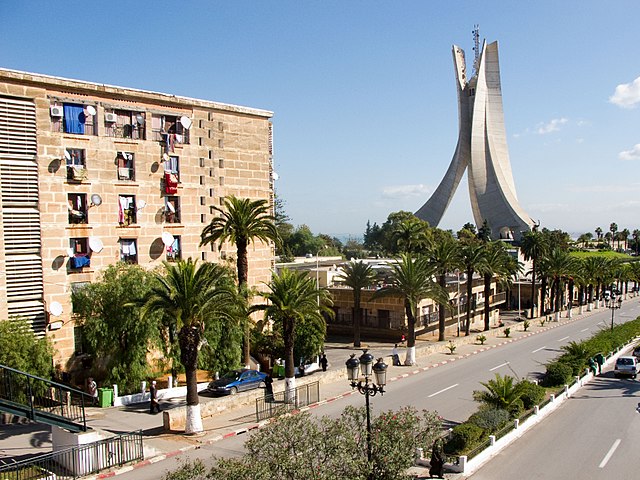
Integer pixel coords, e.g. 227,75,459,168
614,356,637,378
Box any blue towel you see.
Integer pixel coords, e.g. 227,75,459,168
71,255,90,268
64,104,85,134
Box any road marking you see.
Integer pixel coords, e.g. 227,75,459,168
428,384,459,398
532,346,546,353
490,362,509,371
557,336,570,342
599,439,621,468
580,328,589,332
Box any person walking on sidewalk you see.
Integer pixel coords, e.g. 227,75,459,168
391,344,401,366
149,380,161,414
320,354,328,372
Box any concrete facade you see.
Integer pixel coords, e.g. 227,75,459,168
0,68,275,370
415,39,533,241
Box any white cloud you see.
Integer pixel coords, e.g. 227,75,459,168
609,76,640,108
619,144,640,161
536,118,568,135
381,184,430,199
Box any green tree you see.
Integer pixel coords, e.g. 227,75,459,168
595,226,603,241
610,222,618,248
520,230,548,318
428,236,460,341
72,263,160,393
337,260,377,347
140,259,236,434
472,373,526,417
392,217,431,254
200,196,279,367
458,241,486,335
373,254,448,364
254,269,332,398
480,241,519,331
0,318,54,378
542,248,576,314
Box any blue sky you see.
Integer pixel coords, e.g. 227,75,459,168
2,1,640,239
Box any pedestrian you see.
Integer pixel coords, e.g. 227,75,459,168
320,354,328,372
392,344,401,366
429,437,445,478
87,377,98,406
149,380,160,414
400,333,406,345
588,357,597,376
594,353,605,374
264,374,274,402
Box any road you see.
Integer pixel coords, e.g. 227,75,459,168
468,362,640,479
117,300,640,479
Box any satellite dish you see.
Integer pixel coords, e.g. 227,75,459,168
66,247,75,257
137,199,147,209
89,237,104,253
64,150,71,161
49,301,63,317
161,232,175,247
162,153,170,162
136,114,145,125
272,172,279,181
86,105,97,116
90,194,102,206
180,116,192,130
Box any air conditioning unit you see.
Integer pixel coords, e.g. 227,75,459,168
105,112,118,123
50,105,64,117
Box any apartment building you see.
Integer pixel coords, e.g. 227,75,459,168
0,68,275,369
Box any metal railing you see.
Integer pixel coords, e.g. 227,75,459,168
0,430,143,479
255,381,319,422
0,364,89,432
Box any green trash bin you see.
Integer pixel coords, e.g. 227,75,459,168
97,387,113,408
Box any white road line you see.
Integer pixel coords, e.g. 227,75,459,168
428,384,459,398
557,336,570,342
580,328,589,332
490,362,509,372
599,439,621,468
532,346,546,353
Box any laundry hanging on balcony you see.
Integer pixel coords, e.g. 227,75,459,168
70,254,90,269
63,104,86,134
164,172,178,194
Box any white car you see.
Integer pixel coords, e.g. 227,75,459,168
295,356,320,376
614,356,637,378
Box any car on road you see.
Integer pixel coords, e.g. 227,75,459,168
206,369,267,395
633,345,640,359
614,356,637,378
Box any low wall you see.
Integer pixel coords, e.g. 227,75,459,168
113,381,209,407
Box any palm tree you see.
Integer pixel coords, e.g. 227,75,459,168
520,231,548,318
609,222,618,248
254,268,332,398
595,226,603,242
481,241,519,331
200,196,279,367
140,259,235,434
428,237,461,341
472,373,525,416
373,254,448,365
543,248,576,316
391,218,430,254
336,260,377,348
458,242,486,335
633,229,640,255
621,228,630,251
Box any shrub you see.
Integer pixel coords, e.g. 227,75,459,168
544,361,573,387
539,318,546,327
446,423,484,454
468,408,510,433
518,380,545,409
523,320,530,331
477,335,487,345
447,341,457,354
504,327,511,338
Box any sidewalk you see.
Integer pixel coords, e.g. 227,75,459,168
0,304,611,477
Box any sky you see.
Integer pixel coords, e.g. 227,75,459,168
1,1,640,240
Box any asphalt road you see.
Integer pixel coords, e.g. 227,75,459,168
117,300,640,479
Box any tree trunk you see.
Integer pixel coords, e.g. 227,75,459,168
353,291,362,348
540,276,548,316
438,274,446,341
465,268,473,336
179,326,203,434
483,273,491,331
529,259,537,319
283,315,296,403
236,238,251,368
405,300,416,365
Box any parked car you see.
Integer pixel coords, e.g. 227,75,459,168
614,356,638,378
206,369,267,395
295,355,321,376
633,345,640,359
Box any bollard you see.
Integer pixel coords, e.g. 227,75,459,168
489,435,496,446
112,384,118,399
514,419,520,429
141,380,147,394
550,393,555,402
534,405,539,415
167,375,173,389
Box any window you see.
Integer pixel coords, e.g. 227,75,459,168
69,238,90,269
120,238,138,264
200,197,205,205
166,235,181,262
218,158,224,168
201,213,206,223
165,196,180,223
105,110,146,140
199,176,205,185
164,155,180,193
218,139,223,148
219,176,224,186
118,195,137,226
116,152,135,181
199,157,205,168
151,114,190,146
66,148,87,181
51,103,96,135
68,193,88,224
165,155,180,177
70,282,89,314
74,326,89,354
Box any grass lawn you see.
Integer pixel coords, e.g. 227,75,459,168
570,250,635,260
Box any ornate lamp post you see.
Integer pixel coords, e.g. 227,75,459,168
346,350,388,466
605,295,623,331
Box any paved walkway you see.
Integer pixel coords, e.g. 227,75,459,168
0,304,615,478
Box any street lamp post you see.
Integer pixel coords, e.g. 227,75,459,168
346,350,388,468
605,296,623,331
